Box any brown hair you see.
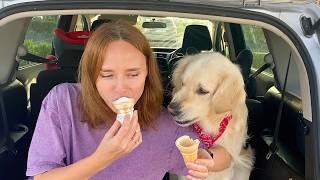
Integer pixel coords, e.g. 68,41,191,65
78,20,163,129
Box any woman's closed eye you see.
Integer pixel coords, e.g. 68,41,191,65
100,73,114,78
127,73,139,78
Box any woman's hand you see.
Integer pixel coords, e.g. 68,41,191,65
186,145,233,179
93,110,142,170
186,149,214,180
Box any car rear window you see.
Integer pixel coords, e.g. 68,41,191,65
135,16,214,48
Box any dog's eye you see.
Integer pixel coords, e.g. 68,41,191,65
196,87,209,95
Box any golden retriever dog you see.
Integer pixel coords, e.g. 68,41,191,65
168,52,254,180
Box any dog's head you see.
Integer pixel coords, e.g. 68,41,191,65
168,52,246,127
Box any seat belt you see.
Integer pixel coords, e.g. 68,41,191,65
0,84,17,155
17,45,57,64
21,53,57,64
248,63,271,80
246,53,275,85
266,52,292,160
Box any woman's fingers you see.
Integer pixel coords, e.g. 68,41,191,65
105,119,121,138
127,130,142,151
128,114,142,149
186,175,202,180
187,170,208,179
131,130,140,144
116,110,138,140
186,162,208,173
95,111,141,164
195,159,214,171
196,149,215,170
113,110,141,152
124,110,139,141
186,162,209,179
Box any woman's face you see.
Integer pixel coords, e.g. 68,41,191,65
96,40,148,113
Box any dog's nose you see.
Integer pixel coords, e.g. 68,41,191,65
168,102,182,116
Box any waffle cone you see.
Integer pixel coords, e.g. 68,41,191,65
175,135,200,163
180,151,198,163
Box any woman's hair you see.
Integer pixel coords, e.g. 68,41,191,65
78,20,163,129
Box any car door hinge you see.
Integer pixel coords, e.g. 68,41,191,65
300,16,320,37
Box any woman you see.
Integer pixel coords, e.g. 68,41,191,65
26,20,221,180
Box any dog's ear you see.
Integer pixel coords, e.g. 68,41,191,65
211,74,246,113
171,56,193,92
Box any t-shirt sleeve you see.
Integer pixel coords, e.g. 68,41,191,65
26,86,66,177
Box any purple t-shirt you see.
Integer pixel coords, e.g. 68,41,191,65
26,83,200,180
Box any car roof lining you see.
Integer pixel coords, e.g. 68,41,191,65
0,9,311,121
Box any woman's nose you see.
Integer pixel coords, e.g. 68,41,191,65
114,78,127,93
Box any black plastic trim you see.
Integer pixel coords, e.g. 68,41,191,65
305,119,314,180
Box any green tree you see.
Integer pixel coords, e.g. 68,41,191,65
20,16,58,68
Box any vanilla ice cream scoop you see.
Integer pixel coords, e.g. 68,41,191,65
112,97,134,124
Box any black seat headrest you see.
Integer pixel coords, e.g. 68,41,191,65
236,49,253,80
90,19,111,31
2,79,27,131
56,49,84,69
53,28,88,68
36,69,77,85
181,25,212,55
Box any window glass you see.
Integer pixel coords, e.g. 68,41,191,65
219,24,230,58
80,15,214,49
74,15,89,31
21,16,58,69
242,25,272,75
136,16,214,49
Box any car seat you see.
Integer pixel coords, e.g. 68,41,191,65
29,28,90,132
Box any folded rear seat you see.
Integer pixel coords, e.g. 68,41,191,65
251,86,305,179
0,79,29,180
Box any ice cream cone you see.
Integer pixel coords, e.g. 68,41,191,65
112,97,134,124
175,135,200,163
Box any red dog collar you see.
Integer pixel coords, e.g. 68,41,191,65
192,114,232,148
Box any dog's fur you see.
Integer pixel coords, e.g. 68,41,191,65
168,52,254,180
